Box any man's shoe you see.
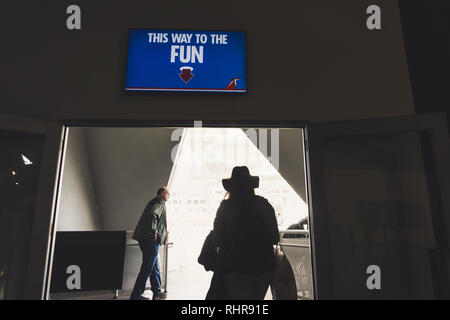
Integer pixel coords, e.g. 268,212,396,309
152,292,167,300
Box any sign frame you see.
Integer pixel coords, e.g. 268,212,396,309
123,28,248,93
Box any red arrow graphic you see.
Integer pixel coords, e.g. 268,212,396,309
179,67,194,83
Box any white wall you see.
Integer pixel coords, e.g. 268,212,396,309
84,127,176,231
56,128,102,231
83,127,177,290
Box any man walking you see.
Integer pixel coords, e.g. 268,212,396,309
130,186,169,300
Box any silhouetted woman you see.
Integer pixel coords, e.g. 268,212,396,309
208,166,280,300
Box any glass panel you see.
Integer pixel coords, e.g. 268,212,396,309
0,129,44,299
321,131,447,299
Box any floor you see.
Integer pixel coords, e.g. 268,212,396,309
50,263,272,300
162,263,213,300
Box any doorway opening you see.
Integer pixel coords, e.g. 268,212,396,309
47,124,314,300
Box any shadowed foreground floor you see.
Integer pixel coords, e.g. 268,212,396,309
50,263,272,300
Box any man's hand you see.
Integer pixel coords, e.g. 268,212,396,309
150,232,157,242
164,231,169,245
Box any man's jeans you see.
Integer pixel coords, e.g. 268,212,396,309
130,239,161,300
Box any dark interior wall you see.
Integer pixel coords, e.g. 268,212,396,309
322,132,437,298
1,0,414,122
398,0,450,133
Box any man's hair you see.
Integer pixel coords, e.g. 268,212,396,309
157,186,167,196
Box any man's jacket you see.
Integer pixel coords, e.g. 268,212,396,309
132,197,167,245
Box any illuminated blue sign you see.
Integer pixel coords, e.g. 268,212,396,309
125,29,246,92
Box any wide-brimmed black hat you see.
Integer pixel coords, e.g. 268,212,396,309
222,166,259,192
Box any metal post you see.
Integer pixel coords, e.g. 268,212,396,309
163,243,173,293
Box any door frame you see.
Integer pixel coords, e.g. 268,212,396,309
4,114,448,300
44,119,314,299
0,114,64,299
305,112,450,299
